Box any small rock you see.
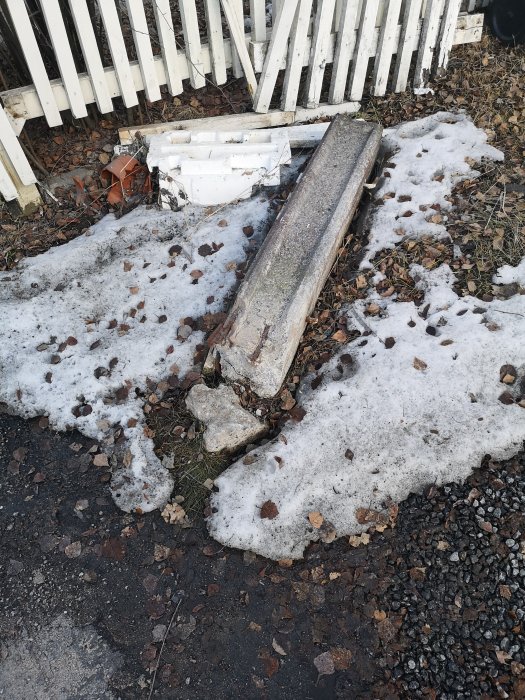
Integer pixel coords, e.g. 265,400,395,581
186,384,267,453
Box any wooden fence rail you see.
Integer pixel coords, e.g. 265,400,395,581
0,0,485,210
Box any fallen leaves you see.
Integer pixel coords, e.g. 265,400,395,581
308,511,324,529
64,541,82,559
331,329,347,343
413,357,428,371
349,532,370,547
92,453,109,467
260,500,279,520
313,651,335,676
161,502,189,526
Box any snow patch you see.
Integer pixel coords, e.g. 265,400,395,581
0,198,272,512
493,259,525,286
362,112,503,267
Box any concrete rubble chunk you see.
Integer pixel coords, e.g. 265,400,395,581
185,384,266,453
207,116,382,397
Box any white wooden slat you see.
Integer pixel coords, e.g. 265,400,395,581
220,0,258,94
250,0,267,42
436,0,462,73
230,0,244,78
124,0,162,102
252,0,299,113
272,0,284,24
68,0,114,113
179,0,206,89
152,0,183,96
392,0,423,92
414,0,445,88
97,0,138,107
0,157,18,202
0,106,36,186
39,0,88,119
371,0,402,96
304,0,337,109
328,0,360,104
4,0,62,126
281,0,314,111
204,0,228,85
348,0,380,101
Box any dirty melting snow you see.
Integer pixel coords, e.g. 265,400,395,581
208,112,525,560
0,198,271,512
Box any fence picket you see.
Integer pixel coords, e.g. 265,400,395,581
221,0,258,94
229,0,245,78
0,106,35,187
98,0,138,107
414,0,445,88
281,0,314,111
328,0,360,105
0,158,17,202
392,0,423,92
179,0,206,88
371,0,402,96
249,0,267,42
124,0,162,102
436,0,462,72
4,0,62,126
253,0,299,112
348,0,379,101
152,0,183,96
305,0,337,109
39,0,88,119
68,0,114,113
204,0,228,85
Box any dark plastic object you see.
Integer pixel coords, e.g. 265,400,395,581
487,0,525,45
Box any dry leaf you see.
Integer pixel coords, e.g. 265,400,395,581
260,500,279,519
413,357,428,371
349,533,370,547
313,651,335,676
93,453,109,467
332,330,347,343
272,638,287,656
308,511,324,529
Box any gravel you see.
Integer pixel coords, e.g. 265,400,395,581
382,452,525,699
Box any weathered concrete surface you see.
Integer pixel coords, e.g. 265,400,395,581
186,384,266,452
207,116,382,397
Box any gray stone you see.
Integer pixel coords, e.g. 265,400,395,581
185,384,266,452
207,115,382,397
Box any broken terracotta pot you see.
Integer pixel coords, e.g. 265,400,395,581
100,155,152,205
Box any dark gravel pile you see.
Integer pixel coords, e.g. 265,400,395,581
382,452,525,700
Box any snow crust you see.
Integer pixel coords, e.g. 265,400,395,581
362,112,503,267
0,198,271,512
208,113,524,560
493,259,525,286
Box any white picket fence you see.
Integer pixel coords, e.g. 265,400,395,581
0,0,485,209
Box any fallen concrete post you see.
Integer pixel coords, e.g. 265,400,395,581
207,115,382,398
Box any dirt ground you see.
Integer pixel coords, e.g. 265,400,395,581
1,29,525,700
